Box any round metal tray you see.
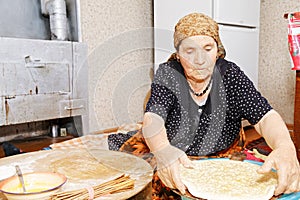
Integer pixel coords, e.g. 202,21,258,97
0,148,153,200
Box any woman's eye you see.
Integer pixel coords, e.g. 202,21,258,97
186,49,193,54
205,47,212,51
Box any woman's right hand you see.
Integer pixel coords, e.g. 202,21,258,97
142,112,194,194
153,145,194,194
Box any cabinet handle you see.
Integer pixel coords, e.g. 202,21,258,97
25,56,46,68
64,105,84,110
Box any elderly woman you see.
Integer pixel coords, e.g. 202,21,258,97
142,12,300,197
108,13,300,199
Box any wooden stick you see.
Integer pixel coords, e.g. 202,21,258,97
51,174,134,200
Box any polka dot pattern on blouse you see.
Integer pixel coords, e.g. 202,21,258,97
145,58,272,156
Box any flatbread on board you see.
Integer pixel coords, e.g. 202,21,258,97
180,159,277,200
49,154,120,181
30,149,124,191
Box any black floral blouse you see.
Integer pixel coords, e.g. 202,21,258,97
145,58,272,156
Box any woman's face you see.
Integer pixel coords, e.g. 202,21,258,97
177,35,218,82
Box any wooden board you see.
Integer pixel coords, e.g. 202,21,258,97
0,148,153,200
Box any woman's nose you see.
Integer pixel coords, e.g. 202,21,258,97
194,50,206,65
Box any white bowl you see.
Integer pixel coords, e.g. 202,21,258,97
0,172,67,200
0,166,16,181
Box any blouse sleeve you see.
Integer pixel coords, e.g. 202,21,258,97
226,63,272,125
145,65,175,121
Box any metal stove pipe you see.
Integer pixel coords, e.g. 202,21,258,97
46,0,68,41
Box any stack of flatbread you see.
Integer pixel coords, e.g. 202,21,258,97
180,159,277,200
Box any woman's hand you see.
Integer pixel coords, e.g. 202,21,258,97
257,145,300,195
153,145,194,194
254,110,300,195
142,112,194,194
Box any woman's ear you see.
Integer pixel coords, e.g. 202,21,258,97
176,54,180,62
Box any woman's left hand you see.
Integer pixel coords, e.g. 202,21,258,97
257,145,300,196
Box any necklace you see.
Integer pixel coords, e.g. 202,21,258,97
188,78,212,97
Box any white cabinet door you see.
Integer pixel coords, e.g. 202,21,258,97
154,0,212,70
213,0,260,27
219,25,259,87
154,0,212,30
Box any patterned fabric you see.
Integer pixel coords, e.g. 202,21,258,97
145,59,272,156
173,13,226,59
108,131,137,151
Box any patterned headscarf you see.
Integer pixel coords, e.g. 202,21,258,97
172,13,226,59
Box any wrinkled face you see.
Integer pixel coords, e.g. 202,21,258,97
177,35,218,82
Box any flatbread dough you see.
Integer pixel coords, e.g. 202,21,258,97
180,159,277,200
50,154,120,181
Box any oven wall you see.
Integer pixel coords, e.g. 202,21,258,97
0,0,88,141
